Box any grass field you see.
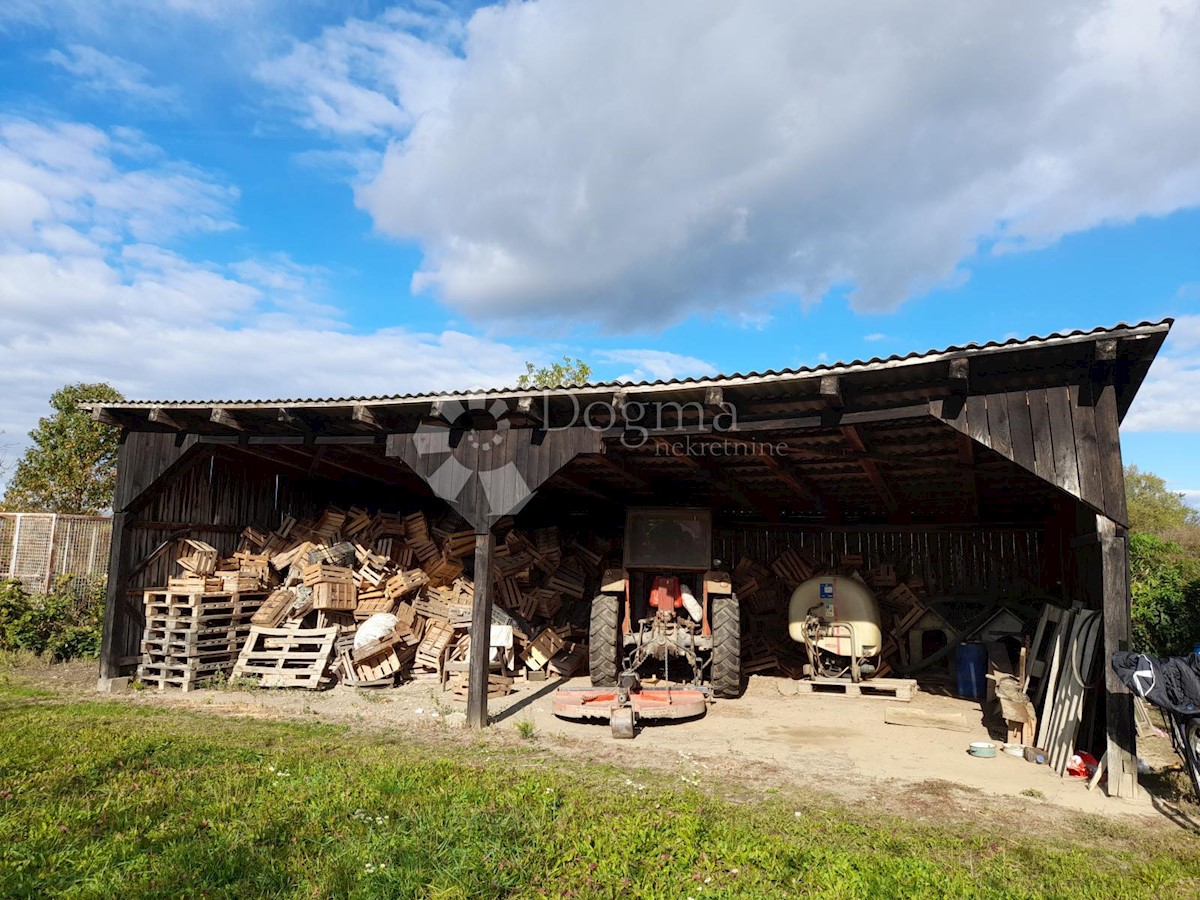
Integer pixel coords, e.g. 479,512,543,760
1,680,1198,899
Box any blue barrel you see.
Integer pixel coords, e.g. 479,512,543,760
956,643,988,700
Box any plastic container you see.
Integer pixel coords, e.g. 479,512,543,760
969,741,998,758
955,642,988,700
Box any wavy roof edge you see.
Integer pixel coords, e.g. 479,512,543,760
83,319,1173,410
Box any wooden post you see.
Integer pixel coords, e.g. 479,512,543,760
1098,514,1138,798
98,510,133,683
467,529,496,729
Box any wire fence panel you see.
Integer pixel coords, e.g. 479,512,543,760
0,513,111,600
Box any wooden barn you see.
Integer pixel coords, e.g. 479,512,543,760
86,319,1172,799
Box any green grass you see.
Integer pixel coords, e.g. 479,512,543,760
0,684,1198,898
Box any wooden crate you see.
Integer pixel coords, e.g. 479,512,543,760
523,628,566,670
447,672,513,701
771,548,814,586
414,620,455,671
312,580,357,611
251,589,296,627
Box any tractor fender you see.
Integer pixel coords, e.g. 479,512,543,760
704,570,733,595
601,568,628,593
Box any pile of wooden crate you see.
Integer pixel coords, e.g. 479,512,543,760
138,507,599,693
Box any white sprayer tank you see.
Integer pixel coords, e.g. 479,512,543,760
788,575,882,658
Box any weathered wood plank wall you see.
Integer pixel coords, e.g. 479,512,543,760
714,525,1046,597
933,383,1127,525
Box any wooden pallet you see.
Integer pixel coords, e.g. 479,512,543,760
231,626,337,688
795,677,917,701
136,658,234,692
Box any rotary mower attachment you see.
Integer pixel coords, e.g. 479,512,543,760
552,670,710,739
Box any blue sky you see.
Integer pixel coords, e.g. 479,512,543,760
0,0,1197,508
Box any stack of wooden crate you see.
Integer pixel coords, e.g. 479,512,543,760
140,504,602,692
137,588,266,691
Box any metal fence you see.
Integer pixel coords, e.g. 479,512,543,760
0,513,111,599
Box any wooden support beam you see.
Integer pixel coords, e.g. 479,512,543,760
819,375,843,408
275,408,307,432
210,408,243,431
352,404,382,429
429,399,456,423
516,396,543,427
841,425,899,516
148,407,183,430
467,531,496,729
98,510,134,683
611,390,629,421
91,406,123,427
956,432,980,521
759,453,839,519
1099,515,1138,798
704,386,725,416
949,357,970,391
653,437,781,519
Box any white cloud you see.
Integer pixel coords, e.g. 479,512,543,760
864,333,888,343
1123,315,1200,431
0,119,237,244
0,115,533,476
256,5,463,138
596,349,715,384
44,44,181,110
260,0,1200,330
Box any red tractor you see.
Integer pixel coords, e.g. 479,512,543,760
588,508,742,699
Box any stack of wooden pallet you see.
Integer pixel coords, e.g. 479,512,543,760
137,588,266,691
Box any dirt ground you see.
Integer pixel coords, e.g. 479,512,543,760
21,659,1200,836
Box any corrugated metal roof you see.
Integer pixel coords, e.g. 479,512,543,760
83,319,1172,410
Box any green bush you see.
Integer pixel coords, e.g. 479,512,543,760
1129,531,1200,657
0,577,103,661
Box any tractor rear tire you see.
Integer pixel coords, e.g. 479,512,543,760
589,593,621,687
710,592,742,699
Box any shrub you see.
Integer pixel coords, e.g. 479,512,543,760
0,577,104,661
1129,532,1200,657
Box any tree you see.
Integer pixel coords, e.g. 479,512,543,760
516,356,593,389
1129,531,1200,656
2,382,125,515
1125,465,1198,534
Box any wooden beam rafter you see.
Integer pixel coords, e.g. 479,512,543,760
516,396,543,427
819,375,843,409
148,407,183,430
352,404,382,430
210,408,244,431
91,407,123,427
652,437,781,519
591,452,653,492
840,424,899,517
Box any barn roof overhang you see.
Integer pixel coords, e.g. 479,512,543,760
91,319,1171,529
83,320,1171,437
